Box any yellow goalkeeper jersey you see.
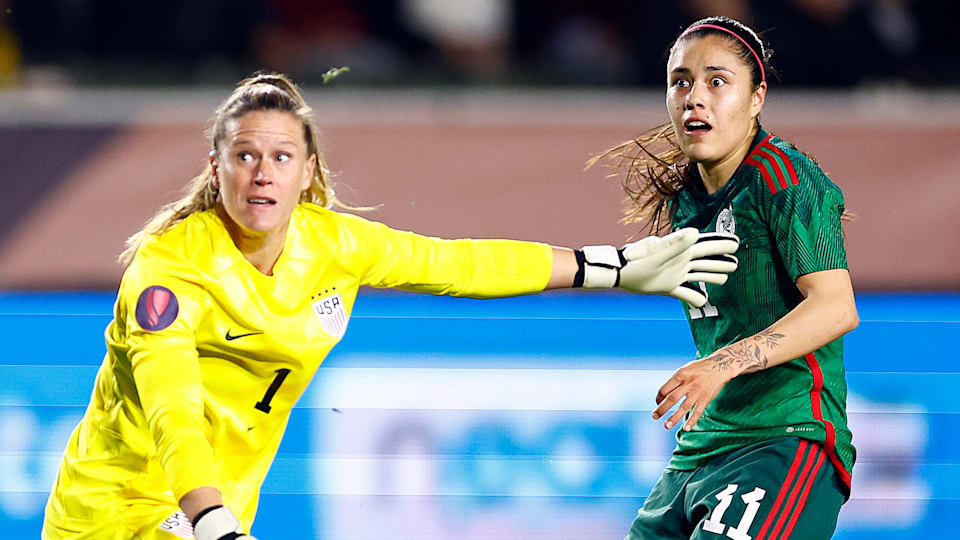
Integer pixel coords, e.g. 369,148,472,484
43,203,552,538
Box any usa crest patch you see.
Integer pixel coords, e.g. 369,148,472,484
158,510,194,538
313,293,349,338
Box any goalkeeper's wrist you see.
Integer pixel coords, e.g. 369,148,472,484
193,505,246,540
572,245,626,289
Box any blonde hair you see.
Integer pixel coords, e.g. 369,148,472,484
119,71,340,264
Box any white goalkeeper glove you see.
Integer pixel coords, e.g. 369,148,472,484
574,228,739,307
193,506,258,540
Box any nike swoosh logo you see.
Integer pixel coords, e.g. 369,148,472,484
225,330,264,341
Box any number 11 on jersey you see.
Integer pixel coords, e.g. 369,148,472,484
702,483,766,540
689,281,719,319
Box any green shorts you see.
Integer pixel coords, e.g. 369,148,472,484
626,437,847,540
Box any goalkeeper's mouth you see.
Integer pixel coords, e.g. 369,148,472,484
247,197,277,205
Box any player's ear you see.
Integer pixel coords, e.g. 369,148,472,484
209,151,219,188
750,81,767,118
301,154,316,192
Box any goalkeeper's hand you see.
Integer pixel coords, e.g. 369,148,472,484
576,228,739,307
193,506,258,540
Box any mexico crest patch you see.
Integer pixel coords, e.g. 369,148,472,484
716,204,736,235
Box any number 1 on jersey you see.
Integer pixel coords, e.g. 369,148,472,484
689,281,719,319
255,368,291,413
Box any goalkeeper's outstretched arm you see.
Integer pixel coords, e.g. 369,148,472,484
546,228,739,308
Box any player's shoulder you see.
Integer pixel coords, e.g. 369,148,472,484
297,202,355,224
125,210,225,287
287,203,393,263
296,202,387,236
139,210,219,261
767,134,836,190
741,131,841,197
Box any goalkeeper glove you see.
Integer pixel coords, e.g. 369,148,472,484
573,228,739,307
193,506,258,540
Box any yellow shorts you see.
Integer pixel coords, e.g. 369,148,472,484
42,505,190,540
42,437,188,539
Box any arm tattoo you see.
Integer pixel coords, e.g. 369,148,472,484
710,329,785,374
757,328,785,349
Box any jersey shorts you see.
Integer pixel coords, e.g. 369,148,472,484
42,502,194,540
625,437,845,540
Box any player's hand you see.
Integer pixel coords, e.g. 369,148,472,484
651,354,734,431
618,228,739,306
193,505,259,540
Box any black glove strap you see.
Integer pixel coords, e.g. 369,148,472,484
192,505,224,525
572,250,586,288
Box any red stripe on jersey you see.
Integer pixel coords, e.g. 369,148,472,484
762,140,800,186
745,156,779,194
781,448,827,540
768,444,821,540
741,134,780,193
754,133,775,150
755,147,789,191
756,440,809,540
804,352,852,489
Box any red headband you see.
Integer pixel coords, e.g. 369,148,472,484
678,24,765,84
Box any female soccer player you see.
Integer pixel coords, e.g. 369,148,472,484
41,72,739,540
595,16,859,540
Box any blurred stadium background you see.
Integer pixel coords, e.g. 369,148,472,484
1,1,958,538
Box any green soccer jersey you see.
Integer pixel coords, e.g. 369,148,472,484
668,128,854,492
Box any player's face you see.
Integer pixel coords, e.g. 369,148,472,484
214,110,315,237
666,34,765,167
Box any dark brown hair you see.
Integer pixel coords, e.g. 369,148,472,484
588,17,775,235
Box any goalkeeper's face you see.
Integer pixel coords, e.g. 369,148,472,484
665,34,765,168
213,110,316,237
